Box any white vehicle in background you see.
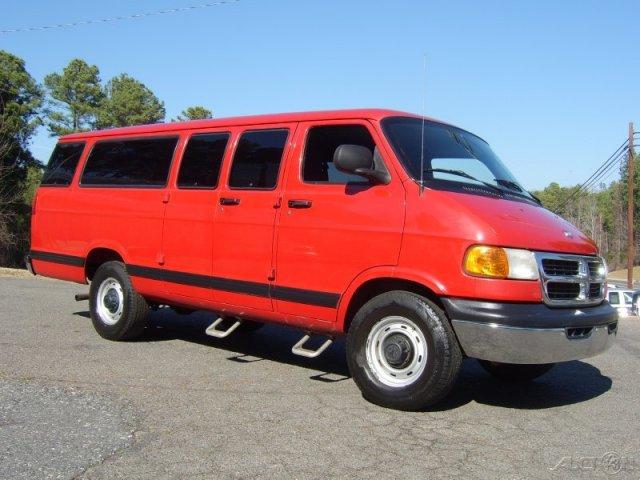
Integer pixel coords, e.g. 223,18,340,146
607,288,634,317
632,290,640,317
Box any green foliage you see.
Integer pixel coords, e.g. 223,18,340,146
617,153,640,238
174,105,213,121
532,172,639,270
0,50,43,167
532,182,577,215
44,59,103,136
0,50,43,267
23,165,42,204
97,74,165,128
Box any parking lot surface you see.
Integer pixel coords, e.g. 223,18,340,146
1,275,639,479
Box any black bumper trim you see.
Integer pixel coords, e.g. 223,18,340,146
442,298,618,329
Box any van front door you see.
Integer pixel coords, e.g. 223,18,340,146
211,126,293,311
274,121,405,323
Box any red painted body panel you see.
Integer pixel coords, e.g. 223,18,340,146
32,109,600,336
274,120,405,322
161,133,218,301
211,122,295,312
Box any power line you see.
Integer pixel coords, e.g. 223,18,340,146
0,1,239,35
563,140,628,200
560,132,640,208
559,139,630,210
582,150,626,194
581,148,628,192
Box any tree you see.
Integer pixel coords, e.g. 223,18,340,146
532,182,575,215
0,50,43,266
97,74,165,128
173,105,212,121
44,59,103,136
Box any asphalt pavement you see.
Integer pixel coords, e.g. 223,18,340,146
1,274,639,479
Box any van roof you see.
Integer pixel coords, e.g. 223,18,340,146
60,108,443,141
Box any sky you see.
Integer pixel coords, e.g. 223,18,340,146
1,0,638,190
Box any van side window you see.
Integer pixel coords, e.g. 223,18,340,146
303,125,375,183
229,129,288,189
81,137,178,187
41,142,85,186
178,133,229,189
609,292,620,304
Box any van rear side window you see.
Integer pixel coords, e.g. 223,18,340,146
81,137,178,187
229,129,288,189
178,133,229,189
41,142,85,186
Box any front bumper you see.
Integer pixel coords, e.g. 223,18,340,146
443,298,618,364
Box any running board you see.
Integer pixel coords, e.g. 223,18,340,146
291,334,333,358
75,293,89,301
205,317,242,338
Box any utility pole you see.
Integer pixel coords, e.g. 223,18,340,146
627,122,635,288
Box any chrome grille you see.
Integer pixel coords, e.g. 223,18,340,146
547,282,581,300
541,259,579,276
589,283,602,299
535,252,606,306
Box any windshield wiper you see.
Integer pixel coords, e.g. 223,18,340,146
495,178,539,203
495,178,523,192
423,168,503,194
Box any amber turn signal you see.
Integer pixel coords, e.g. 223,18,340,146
464,246,509,278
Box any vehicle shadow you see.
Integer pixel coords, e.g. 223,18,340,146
75,308,351,380
430,359,612,411
74,308,613,408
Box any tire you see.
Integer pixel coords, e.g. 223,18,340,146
89,261,149,341
478,361,554,382
346,291,462,411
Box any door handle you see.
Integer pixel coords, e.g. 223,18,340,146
288,199,312,209
220,197,240,206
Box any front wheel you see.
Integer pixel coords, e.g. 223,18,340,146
347,291,462,411
478,360,555,382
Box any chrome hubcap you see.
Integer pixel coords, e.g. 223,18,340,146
96,278,124,326
365,316,427,387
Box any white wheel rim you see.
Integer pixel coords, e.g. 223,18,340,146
96,277,124,326
365,316,428,387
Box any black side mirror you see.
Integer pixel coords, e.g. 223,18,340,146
333,144,390,185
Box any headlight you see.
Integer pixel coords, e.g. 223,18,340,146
464,245,539,280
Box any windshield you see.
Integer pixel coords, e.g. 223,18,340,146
381,116,534,201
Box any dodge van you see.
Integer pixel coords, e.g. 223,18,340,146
27,109,617,410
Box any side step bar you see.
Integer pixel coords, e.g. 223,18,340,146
292,334,333,358
75,293,89,301
205,317,242,339
203,318,333,359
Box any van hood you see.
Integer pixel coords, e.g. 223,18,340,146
431,191,598,255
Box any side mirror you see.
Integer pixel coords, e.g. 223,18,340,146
333,144,390,185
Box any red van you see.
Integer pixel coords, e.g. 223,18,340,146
27,109,617,410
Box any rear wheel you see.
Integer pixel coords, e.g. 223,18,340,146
89,261,149,341
347,291,462,411
478,360,555,382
